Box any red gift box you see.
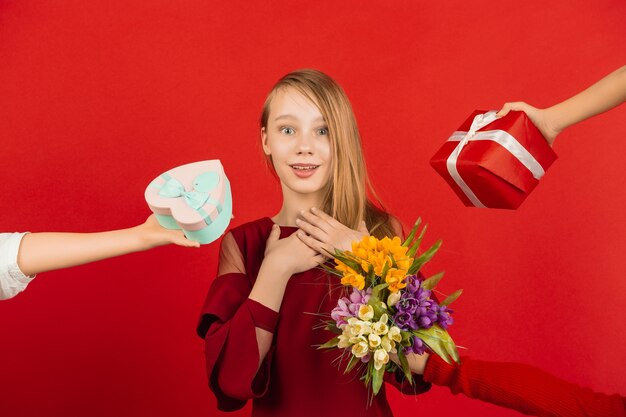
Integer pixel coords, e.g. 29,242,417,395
430,110,557,209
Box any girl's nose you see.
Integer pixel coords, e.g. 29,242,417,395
296,133,314,154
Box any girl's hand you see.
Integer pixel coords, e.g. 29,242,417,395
389,351,430,375
496,102,560,146
135,214,201,249
263,224,326,276
295,208,369,258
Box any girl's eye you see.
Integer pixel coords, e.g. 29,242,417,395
317,127,328,136
281,127,295,135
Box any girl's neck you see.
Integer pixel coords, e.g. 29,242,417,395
272,190,324,227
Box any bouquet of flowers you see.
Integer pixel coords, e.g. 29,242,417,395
318,218,461,396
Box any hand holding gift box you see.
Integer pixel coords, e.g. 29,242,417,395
430,110,558,209
145,160,232,244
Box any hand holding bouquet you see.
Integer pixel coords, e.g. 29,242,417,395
318,218,461,397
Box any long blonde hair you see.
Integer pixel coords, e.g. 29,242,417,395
260,69,397,239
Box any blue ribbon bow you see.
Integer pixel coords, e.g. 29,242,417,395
150,171,222,225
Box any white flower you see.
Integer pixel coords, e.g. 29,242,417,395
358,304,374,321
368,333,381,348
387,291,401,307
372,320,389,336
337,334,351,349
352,340,370,358
346,318,371,337
388,326,402,343
373,349,389,370
381,335,397,353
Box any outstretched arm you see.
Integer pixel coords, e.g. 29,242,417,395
402,352,626,417
497,65,626,146
16,214,199,277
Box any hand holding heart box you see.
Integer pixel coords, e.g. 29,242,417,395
430,110,558,209
145,160,232,244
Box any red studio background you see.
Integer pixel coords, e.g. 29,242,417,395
1,1,625,416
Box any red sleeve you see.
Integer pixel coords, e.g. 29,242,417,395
424,354,626,417
196,272,279,412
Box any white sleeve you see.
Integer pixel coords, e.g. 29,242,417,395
0,232,36,300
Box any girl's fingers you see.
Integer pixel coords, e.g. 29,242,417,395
296,217,328,242
297,231,333,258
299,209,333,233
296,230,323,252
310,207,342,228
313,255,326,265
267,224,281,246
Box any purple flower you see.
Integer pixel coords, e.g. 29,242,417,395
434,304,454,329
404,275,420,294
331,287,372,328
394,312,418,330
404,336,426,355
397,296,419,315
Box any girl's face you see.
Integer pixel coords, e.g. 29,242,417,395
262,87,332,200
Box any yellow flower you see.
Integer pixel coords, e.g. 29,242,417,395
340,271,365,290
385,268,407,293
368,251,391,276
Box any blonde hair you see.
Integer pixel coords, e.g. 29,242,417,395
260,69,398,239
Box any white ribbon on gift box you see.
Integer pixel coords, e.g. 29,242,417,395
445,110,546,208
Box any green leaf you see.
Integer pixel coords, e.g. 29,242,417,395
397,349,414,385
371,282,389,299
421,271,445,291
407,239,442,275
406,224,428,258
336,256,364,274
324,323,342,335
317,263,343,277
344,355,359,374
402,217,422,247
372,365,385,395
440,289,463,306
400,330,413,345
389,252,398,269
317,337,339,349
414,326,460,364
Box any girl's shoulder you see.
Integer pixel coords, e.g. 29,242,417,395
226,216,275,248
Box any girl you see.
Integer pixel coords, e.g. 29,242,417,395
197,69,624,417
1,214,199,300
197,69,429,416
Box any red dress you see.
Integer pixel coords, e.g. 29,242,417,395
197,217,430,416
197,216,626,416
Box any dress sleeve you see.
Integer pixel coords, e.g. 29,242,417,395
424,354,626,417
196,232,279,411
0,232,36,301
